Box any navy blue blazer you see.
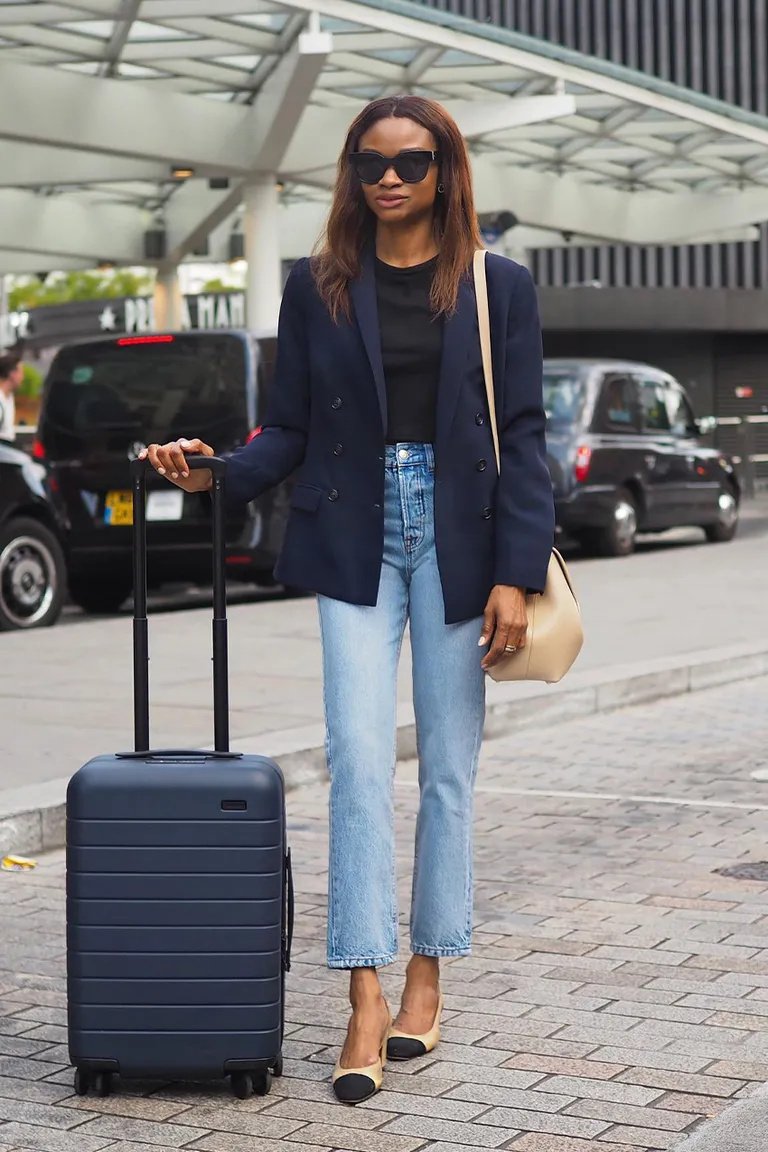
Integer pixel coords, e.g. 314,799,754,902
226,251,555,625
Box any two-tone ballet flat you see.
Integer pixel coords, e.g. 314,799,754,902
387,991,443,1061
332,1007,392,1105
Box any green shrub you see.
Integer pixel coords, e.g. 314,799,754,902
18,363,44,399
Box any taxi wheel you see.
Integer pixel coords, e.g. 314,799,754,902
0,518,65,631
704,484,739,543
593,489,638,558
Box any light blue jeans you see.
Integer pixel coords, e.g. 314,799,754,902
318,443,486,969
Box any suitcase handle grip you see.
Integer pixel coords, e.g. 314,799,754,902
284,848,295,972
129,456,230,755
116,749,243,760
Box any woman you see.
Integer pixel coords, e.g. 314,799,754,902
142,95,555,1104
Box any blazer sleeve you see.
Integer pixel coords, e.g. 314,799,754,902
225,261,310,506
493,264,555,592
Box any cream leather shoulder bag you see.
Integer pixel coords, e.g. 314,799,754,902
473,250,584,684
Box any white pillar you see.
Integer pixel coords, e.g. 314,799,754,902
244,176,281,332
154,265,183,331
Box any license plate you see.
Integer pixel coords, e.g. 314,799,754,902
146,489,184,522
104,490,133,526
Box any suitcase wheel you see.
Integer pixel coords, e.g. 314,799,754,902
231,1070,272,1099
255,1070,272,1097
272,1053,284,1079
93,1072,113,1098
74,1068,113,1097
232,1072,253,1099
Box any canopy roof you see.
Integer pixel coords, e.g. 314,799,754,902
1,0,767,271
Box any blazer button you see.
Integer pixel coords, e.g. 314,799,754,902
482,506,492,519
476,459,487,472
333,443,343,456
475,412,485,426
331,397,343,410
328,489,339,501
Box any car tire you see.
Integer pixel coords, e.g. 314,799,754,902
0,517,66,631
704,484,739,544
591,488,639,558
68,572,133,616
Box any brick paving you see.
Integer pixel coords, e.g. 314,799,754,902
0,676,766,1151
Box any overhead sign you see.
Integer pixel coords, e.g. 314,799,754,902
0,291,247,349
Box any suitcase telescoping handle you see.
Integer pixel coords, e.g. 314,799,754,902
129,456,230,755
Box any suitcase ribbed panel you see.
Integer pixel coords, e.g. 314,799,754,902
69,897,282,927
67,755,288,1079
68,819,283,847
69,978,281,1005
68,845,283,874
69,952,282,980
72,874,275,901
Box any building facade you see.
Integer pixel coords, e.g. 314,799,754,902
424,0,768,474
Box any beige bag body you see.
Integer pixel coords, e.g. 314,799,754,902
472,250,584,684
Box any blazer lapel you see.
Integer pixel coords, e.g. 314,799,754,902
436,274,477,447
349,249,387,433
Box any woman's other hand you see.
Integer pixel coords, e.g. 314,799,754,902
139,438,215,492
479,585,528,671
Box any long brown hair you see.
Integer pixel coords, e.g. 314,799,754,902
312,95,482,321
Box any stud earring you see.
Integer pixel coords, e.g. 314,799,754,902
437,183,445,194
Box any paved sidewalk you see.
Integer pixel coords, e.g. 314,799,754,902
0,675,767,1150
2,505,768,794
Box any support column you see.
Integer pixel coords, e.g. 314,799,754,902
244,176,282,332
154,265,183,331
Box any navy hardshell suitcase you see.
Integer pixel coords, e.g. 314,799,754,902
66,457,293,1100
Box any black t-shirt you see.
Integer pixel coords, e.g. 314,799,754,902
375,255,442,444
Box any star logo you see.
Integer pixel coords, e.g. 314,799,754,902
98,305,117,331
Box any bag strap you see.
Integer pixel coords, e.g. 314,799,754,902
473,249,501,475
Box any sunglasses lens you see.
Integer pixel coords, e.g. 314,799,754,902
351,151,436,184
351,154,386,184
395,153,431,183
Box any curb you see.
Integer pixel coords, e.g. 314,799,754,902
2,642,767,858
669,1084,768,1151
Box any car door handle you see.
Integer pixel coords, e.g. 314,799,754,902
644,454,656,469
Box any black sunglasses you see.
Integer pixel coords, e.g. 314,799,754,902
349,149,439,185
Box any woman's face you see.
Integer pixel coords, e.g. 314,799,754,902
355,116,439,227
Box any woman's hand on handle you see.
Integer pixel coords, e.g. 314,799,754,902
139,438,215,493
479,585,528,672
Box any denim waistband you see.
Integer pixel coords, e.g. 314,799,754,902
384,443,435,472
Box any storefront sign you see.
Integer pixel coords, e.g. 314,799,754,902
1,291,248,349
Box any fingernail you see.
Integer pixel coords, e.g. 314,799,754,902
157,466,165,475
182,470,189,477
171,471,178,479
478,637,486,647
180,439,191,448
138,450,146,459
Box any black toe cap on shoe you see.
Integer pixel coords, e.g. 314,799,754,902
333,1073,377,1104
387,1036,428,1061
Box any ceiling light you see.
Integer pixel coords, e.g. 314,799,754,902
171,165,195,180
